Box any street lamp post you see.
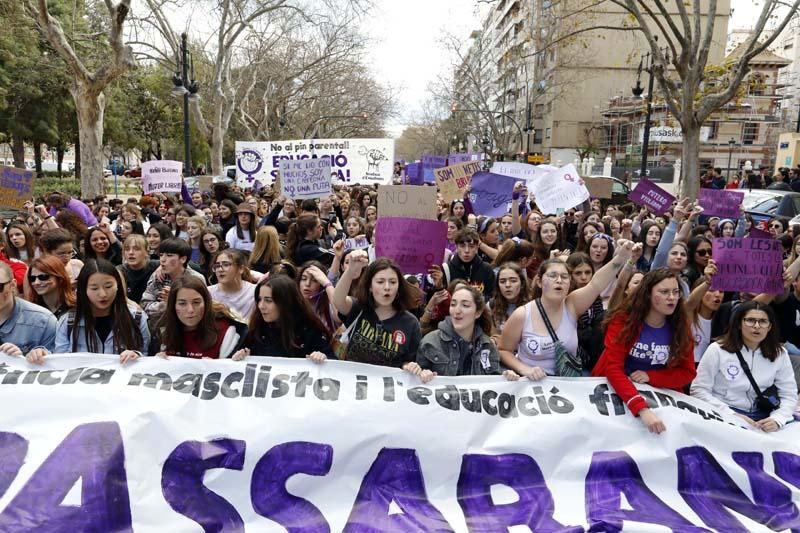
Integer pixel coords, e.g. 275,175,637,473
632,36,667,180
480,130,492,171
172,33,199,176
727,138,736,180
452,106,525,161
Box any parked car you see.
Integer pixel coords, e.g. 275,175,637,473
183,175,234,192
124,167,142,178
739,189,800,224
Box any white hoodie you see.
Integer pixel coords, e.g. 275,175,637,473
691,342,798,427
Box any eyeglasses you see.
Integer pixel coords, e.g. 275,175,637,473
55,250,76,259
695,249,711,257
213,262,233,271
543,272,571,281
769,224,783,230
743,317,770,328
0,280,11,292
28,273,52,283
202,238,218,244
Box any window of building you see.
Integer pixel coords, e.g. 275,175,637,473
742,122,759,145
619,125,630,146
545,128,551,139
534,103,544,118
533,129,543,144
706,121,718,140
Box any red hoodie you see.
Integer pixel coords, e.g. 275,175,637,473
592,313,696,416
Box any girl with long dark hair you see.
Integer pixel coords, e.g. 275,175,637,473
297,261,337,333
593,268,696,434
489,262,529,338
232,275,332,360
146,223,172,260
6,222,36,264
27,258,149,364
225,203,257,252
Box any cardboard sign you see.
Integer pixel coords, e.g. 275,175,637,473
344,237,370,251
583,177,614,199
469,172,517,218
375,217,447,274
141,160,183,194
527,164,590,214
698,189,744,219
279,158,332,200
378,185,437,220
434,160,482,203
0,166,35,209
198,175,213,192
710,238,784,294
628,179,675,215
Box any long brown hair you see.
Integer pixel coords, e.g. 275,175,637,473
6,222,35,263
355,257,417,311
490,263,529,328
246,275,330,351
160,275,238,352
24,255,76,309
285,213,320,263
603,268,692,368
450,284,494,336
493,238,535,267
72,259,142,353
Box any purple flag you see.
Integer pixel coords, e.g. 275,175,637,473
469,172,517,217
628,179,675,215
180,179,193,204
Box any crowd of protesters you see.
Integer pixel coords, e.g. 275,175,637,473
3,165,800,435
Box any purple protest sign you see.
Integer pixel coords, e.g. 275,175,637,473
710,237,784,294
422,155,447,169
406,163,423,185
748,227,772,240
698,189,744,218
628,179,675,215
447,153,478,165
376,217,447,274
469,172,517,217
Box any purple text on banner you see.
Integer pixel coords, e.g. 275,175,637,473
698,189,744,219
422,155,447,169
628,179,675,215
748,227,772,240
469,172,518,218
710,238,784,294
406,163,423,185
376,217,447,274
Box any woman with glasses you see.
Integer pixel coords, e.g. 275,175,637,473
207,249,256,321
683,236,712,288
768,217,788,238
692,301,797,431
198,229,226,281
23,255,75,319
593,268,696,434
39,228,83,285
498,239,636,380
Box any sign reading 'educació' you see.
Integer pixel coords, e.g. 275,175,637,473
0,354,798,531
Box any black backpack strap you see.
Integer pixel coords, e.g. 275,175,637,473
535,298,560,343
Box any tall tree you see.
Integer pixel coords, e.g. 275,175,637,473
22,0,135,197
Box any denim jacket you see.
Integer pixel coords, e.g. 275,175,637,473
54,303,151,355
417,317,500,376
0,299,57,353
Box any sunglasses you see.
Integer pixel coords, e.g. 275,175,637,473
695,249,711,257
0,280,10,292
770,224,783,229
28,273,52,283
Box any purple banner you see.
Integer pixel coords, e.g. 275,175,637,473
469,172,517,218
405,163,423,185
710,238,784,294
748,227,772,240
376,217,447,274
422,155,447,169
447,153,478,165
628,179,675,215
698,189,744,219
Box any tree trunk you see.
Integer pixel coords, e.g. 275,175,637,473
72,84,106,199
11,137,25,168
33,143,42,175
211,123,224,176
74,135,81,179
56,143,65,176
678,125,702,200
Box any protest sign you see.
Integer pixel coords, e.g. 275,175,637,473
469,172,517,218
749,227,772,239
0,165,35,209
527,164,590,214
405,163,423,185
2,353,799,532
375,217,446,273
698,189,744,218
490,161,552,186
583,177,614,199
279,158,332,200
421,155,447,169
235,138,394,186
434,160,482,203
344,237,370,251
628,179,675,215
141,160,183,194
711,237,784,294
378,185,437,220
447,152,479,164
198,175,213,192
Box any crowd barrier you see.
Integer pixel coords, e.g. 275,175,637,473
0,353,798,531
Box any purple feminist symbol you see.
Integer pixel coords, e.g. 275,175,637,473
237,149,263,183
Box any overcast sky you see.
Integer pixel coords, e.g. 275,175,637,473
365,0,779,138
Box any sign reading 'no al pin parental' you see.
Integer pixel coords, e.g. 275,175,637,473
0,166,35,209
628,179,675,215
711,237,784,294
434,161,482,203
141,160,183,194
279,158,332,200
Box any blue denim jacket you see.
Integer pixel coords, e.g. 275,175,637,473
54,303,151,355
0,298,57,353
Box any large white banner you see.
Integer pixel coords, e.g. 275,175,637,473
235,139,395,187
0,353,799,532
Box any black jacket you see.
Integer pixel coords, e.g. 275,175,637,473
444,255,495,298
248,322,333,358
294,239,334,268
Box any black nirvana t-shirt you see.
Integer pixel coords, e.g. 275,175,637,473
342,300,421,368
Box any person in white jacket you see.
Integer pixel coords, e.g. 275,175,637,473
691,300,797,432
